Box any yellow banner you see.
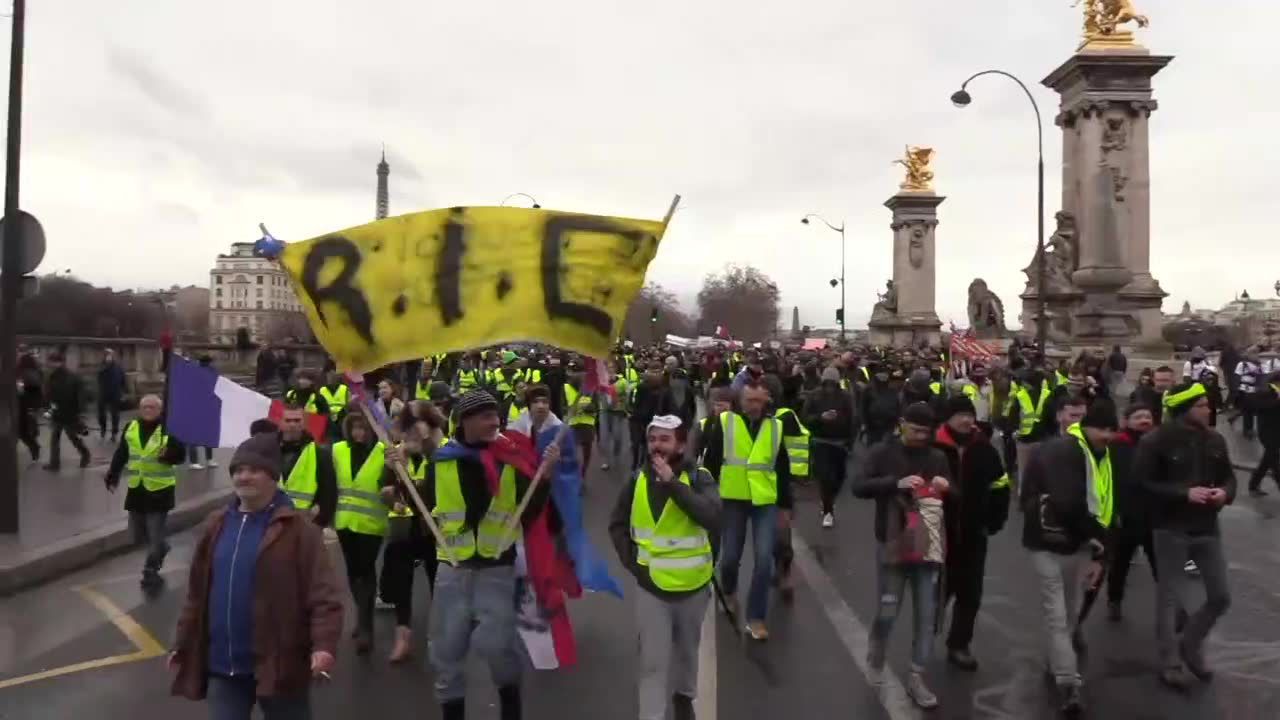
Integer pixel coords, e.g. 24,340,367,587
278,206,667,373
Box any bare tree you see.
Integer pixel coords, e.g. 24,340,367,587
696,264,780,341
17,275,163,338
623,282,695,344
263,311,315,345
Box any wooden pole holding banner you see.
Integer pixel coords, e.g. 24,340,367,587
354,401,458,567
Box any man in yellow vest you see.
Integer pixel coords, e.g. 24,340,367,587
1010,369,1053,497
1019,399,1116,715
425,390,557,720
284,372,331,419
332,412,387,655
609,415,719,720
104,394,185,589
277,404,337,527
699,380,792,641
318,371,350,442
563,373,599,483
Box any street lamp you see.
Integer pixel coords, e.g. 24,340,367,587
801,214,846,343
500,192,541,209
0,0,26,534
951,69,1047,354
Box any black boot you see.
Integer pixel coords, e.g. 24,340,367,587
441,699,465,720
498,685,521,720
672,693,696,720
354,579,374,655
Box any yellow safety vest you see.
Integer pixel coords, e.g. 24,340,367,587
1015,384,1052,437
280,442,318,509
415,383,433,401
333,441,388,536
774,407,810,478
285,389,319,415
432,458,518,561
519,369,543,385
629,469,713,592
124,420,176,492
564,385,596,427
962,384,978,401
318,385,348,420
929,381,943,396
718,411,782,506
458,369,482,391
1066,423,1113,528
494,371,517,398
507,402,523,424
388,454,428,519
612,378,631,414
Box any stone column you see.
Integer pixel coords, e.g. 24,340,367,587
1043,49,1171,345
869,192,943,348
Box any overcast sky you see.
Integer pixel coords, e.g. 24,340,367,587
7,0,1277,330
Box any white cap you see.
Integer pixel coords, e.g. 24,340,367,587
647,414,683,432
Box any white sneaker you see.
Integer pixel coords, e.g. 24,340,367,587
1184,560,1200,575
907,672,938,709
207,460,219,468
189,463,204,470
821,513,835,529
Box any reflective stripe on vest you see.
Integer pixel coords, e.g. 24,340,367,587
564,385,596,427
124,420,176,493
432,459,518,561
629,469,713,592
1067,423,1113,528
774,407,810,478
333,441,387,536
458,370,481,390
280,442,319,510
719,412,781,506
1015,385,1052,437
318,386,348,420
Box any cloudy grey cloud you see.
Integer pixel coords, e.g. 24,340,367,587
7,0,1276,326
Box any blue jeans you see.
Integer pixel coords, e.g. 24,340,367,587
128,510,169,573
718,501,777,623
871,551,940,671
207,674,310,720
428,564,522,702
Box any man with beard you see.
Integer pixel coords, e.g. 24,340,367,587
631,369,675,471
1106,404,1158,621
609,415,720,720
861,364,903,447
277,405,338,528
804,367,855,528
932,396,1009,671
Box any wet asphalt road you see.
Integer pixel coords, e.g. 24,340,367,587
3,444,1280,720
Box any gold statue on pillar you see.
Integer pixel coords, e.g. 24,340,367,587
894,146,935,192
1075,0,1149,50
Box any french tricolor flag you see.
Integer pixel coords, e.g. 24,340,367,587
167,355,327,448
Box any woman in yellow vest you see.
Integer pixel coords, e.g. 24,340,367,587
104,394,185,589
378,405,446,663
608,415,720,720
333,412,387,655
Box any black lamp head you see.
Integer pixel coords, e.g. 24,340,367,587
532,203,542,209
829,279,839,288
950,89,972,108
800,217,810,225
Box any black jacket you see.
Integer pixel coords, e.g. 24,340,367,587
631,381,675,429
282,435,338,527
933,426,1009,546
1255,382,1280,447
609,459,720,601
1109,429,1150,530
1128,385,1164,417
46,367,86,423
1020,436,1110,556
97,362,127,402
803,383,855,444
853,438,951,543
700,412,793,510
1132,418,1236,536
861,382,902,435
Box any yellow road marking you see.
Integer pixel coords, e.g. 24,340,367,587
0,586,167,690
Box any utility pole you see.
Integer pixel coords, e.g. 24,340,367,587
0,0,26,534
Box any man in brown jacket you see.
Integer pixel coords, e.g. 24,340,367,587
170,430,344,719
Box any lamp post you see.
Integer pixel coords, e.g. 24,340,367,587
0,0,25,534
500,192,541,209
801,214,846,343
950,69,1047,354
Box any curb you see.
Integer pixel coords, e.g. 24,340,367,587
0,489,234,597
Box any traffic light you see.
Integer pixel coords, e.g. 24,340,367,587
835,308,844,324
650,308,659,323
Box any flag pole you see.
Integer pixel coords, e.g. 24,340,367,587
496,419,571,552
354,400,457,567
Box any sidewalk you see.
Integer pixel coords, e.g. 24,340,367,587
0,432,235,595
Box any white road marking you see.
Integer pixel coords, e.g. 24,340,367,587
791,533,922,720
696,598,716,720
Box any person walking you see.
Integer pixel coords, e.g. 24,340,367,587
1107,345,1128,395
1105,404,1158,620
43,351,91,471
96,348,127,442
1135,382,1235,691
804,367,854,528
699,380,792,641
853,402,950,709
933,396,1009,671
425,390,557,720
1247,372,1280,495
1233,348,1266,439
104,394,185,589
17,348,43,461
860,364,902,447
1019,400,1118,715
276,405,338,527
170,431,343,719
609,415,720,720
332,412,387,655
